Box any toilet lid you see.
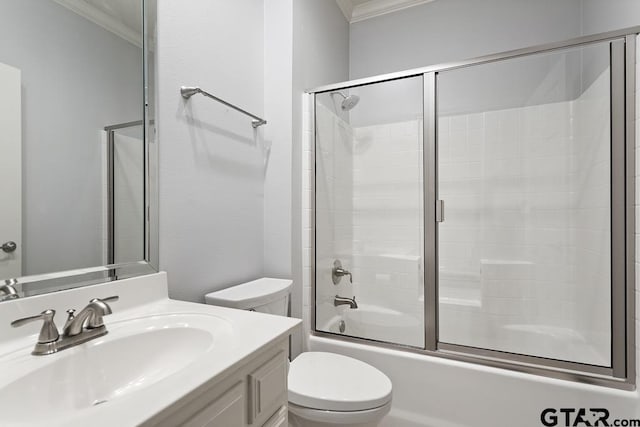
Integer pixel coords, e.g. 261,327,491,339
288,352,392,412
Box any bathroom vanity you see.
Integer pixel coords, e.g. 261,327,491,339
0,273,300,426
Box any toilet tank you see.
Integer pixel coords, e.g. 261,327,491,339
204,278,292,316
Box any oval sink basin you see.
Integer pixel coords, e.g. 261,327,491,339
0,313,232,423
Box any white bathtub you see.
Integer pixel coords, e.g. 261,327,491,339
319,303,424,348
307,335,640,427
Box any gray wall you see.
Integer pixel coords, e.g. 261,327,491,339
157,0,266,303
349,0,583,79
264,0,293,281
292,0,350,354
349,0,640,81
581,0,640,35
155,1,349,359
347,0,640,127
0,1,142,275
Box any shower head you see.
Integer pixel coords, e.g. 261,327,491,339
331,91,360,111
180,86,202,99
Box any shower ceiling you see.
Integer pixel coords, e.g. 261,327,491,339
336,0,436,23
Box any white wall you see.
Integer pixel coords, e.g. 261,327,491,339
157,0,266,302
0,1,142,275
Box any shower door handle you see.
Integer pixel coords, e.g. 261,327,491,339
1,241,17,253
436,200,445,223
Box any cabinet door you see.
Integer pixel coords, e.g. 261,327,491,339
262,406,287,427
248,351,287,424
182,382,245,427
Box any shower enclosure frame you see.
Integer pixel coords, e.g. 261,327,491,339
104,120,147,267
308,26,639,390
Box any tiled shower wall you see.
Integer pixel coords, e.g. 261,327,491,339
311,100,424,347
313,103,354,328
349,119,424,347
438,68,611,365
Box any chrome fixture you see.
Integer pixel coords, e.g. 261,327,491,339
338,320,346,333
436,200,445,222
330,91,360,111
332,260,352,284
11,309,60,355
0,279,18,300
334,295,358,309
1,241,17,253
180,86,267,128
11,296,119,356
63,296,118,336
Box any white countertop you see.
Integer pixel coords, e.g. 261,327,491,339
0,272,301,426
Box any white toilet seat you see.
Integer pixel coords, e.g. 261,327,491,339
288,352,392,412
288,400,392,424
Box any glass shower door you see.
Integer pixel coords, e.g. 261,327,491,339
111,124,145,264
436,41,614,366
314,76,425,348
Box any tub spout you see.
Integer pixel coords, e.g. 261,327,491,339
334,295,358,309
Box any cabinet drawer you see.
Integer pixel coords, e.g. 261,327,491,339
248,351,287,424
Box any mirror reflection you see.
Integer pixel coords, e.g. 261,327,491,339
0,0,150,299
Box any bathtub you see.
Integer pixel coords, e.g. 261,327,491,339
307,335,640,427
318,303,424,348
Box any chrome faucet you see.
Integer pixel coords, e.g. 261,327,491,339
11,296,119,356
332,260,353,284
63,297,117,336
0,279,19,301
334,295,358,309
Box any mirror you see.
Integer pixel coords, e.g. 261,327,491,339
0,0,157,301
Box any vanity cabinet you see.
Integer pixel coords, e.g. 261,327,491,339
145,337,289,427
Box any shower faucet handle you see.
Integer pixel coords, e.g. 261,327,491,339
332,260,353,285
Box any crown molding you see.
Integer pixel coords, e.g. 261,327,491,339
337,0,436,23
53,0,142,48
335,0,354,22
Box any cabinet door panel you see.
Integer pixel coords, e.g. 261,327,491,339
182,382,245,427
262,406,287,427
248,351,287,424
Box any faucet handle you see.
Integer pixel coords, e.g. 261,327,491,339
332,260,353,284
94,296,119,303
11,309,60,344
63,309,76,331
86,296,119,328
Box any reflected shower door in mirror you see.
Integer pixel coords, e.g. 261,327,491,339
107,122,145,265
0,0,156,300
314,76,425,348
437,41,613,366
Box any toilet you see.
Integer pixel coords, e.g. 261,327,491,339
205,278,392,427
